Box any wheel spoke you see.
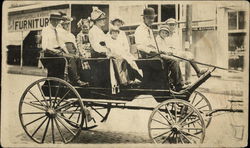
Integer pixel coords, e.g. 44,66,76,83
197,104,208,110
68,106,79,120
153,130,171,139
179,133,184,143
22,112,45,115
41,118,50,143
53,82,61,108
48,80,52,107
31,117,48,137
179,131,193,144
182,127,202,130
55,89,71,108
24,115,46,127
54,118,66,143
55,100,78,111
56,117,76,136
181,130,201,140
162,131,173,144
90,106,104,118
28,90,46,107
152,118,170,127
178,110,194,125
181,118,200,127
150,127,171,130
165,105,174,122
57,114,80,127
174,103,177,123
191,92,198,104
23,101,46,111
37,83,49,107
51,118,55,144
156,110,172,125
58,111,82,114
194,98,203,107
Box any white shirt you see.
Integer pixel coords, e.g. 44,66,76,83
156,35,170,52
57,27,77,48
118,30,130,53
41,24,65,51
88,25,108,53
165,29,181,50
134,23,157,53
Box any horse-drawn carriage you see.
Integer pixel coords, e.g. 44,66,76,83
18,53,242,144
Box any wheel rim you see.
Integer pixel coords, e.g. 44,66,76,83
19,77,85,144
189,91,212,128
148,99,206,144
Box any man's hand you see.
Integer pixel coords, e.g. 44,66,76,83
166,52,173,56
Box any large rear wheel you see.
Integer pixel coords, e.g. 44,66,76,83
19,77,85,144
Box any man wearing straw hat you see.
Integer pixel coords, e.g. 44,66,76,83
42,12,88,86
134,8,185,91
165,18,207,77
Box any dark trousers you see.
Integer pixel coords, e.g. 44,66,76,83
161,57,184,87
44,51,80,83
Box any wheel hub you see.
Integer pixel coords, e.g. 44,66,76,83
172,124,181,133
45,108,57,118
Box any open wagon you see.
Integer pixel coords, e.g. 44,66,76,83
18,54,243,144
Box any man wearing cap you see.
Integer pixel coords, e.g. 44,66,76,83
165,18,207,77
88,7,110,58
134,8,185,91
42,13,88,86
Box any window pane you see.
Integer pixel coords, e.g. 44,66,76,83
148,5,158,22
238,11,245,29
228,12,237,30
228,33,245,71
161,4,176,22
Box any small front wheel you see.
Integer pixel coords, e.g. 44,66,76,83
148,99,206,144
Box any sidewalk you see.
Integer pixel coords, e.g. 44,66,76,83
7,65,245,96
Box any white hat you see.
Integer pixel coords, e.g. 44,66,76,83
159,25,170,33
110,17,125,25
165,18,177,24
90,7,106,21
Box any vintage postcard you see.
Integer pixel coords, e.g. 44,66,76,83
1,0,249,147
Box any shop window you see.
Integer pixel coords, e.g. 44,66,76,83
228,11,245,30
228,33,245,71
161,5,176,22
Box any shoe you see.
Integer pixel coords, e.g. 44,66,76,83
197,68,208,77
175,83,190,91
77,80,89,87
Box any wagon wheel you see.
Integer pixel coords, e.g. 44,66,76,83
65,101,111,130
19,77,85,144
148,99,206,144
189,91,212,128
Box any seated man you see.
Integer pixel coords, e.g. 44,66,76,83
42,12,88,86
164,18,207,77
134,7,185,91
106,25,143,84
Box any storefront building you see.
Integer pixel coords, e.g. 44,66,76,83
6,1,248,75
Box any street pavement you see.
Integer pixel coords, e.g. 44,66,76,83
1,73,248,147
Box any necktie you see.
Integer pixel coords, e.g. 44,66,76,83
54,28,59,46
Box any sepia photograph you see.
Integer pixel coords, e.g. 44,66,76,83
1,0,249,147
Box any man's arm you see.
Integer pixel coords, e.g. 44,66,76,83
134,28,156,53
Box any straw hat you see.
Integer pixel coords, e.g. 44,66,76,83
61,16,73,24
165,18,177,24
110,18,125,25
49,12,63,20
90,7,106,21
159,25,171,33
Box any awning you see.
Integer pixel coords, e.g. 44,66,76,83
6,31,30,46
